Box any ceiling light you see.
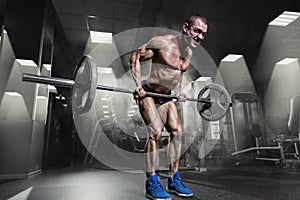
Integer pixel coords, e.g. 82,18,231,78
221,54,243,62
97,67,112,74
87,15,97,19
197,77,212,81
16,59,37,67
276,58,298,65
49,85,56,90
269,11,300,26
5,92,21,96
48,85,57,91
90,31,112,44
43,64,52,71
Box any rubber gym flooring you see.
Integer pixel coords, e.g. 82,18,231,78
1,161,300,200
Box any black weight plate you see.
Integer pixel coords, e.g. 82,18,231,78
72,55,98,114
197,83,230,121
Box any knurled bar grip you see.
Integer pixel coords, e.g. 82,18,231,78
97,85,177,99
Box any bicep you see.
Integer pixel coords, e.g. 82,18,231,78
132,36,166,62
140,48,154,61
140,36,168,61
131,45,154,63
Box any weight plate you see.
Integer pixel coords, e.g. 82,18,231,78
72,55,98,114
197,83,230,121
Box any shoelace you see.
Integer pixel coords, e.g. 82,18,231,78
174,178,186,189
153,181,165,193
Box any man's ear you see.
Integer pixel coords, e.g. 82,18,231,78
182,22,189,34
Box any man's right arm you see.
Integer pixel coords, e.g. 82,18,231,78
130,45,154,99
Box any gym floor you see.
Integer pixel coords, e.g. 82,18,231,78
1,161,300,200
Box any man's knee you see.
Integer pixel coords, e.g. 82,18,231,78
147,122,163,141
148,132,162,142
171,127,182,139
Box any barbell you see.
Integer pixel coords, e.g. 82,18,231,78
22,55,230,121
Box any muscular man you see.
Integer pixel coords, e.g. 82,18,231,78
130,14,208,200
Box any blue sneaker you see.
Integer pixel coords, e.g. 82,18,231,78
145,174,172,200
166,171,193,197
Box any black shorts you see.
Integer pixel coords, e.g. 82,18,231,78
141,80,173,106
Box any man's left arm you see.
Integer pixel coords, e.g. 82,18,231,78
174,47,193,102
174,74,187,102
180,47,193,70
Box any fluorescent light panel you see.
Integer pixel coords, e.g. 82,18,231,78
87,15,97,19
49,85,56,90
90,31,112,44
276,58,298,65
43,64,52,71
269,11,300,26
6,92,21,96
97,67,112,74
221,54,243,62
16,59,37,67
199,77,212,81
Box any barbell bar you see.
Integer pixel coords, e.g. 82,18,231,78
22,55,230,121
22,73,212,103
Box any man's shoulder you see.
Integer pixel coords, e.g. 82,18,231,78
147,34,177,48
152,34,176,42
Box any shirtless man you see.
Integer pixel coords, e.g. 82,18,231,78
130,14,208,200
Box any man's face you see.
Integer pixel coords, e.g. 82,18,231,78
184,18,208,47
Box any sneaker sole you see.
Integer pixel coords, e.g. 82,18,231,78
166,189,193,197
145,193,172,200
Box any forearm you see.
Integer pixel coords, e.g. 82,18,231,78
130,51,142,87
181,60,191,70
181,47,193,69
174,75,183,94
174,75,187,102
131,47,154,87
